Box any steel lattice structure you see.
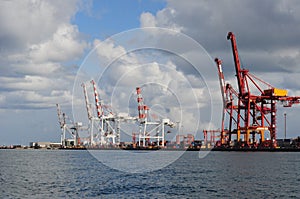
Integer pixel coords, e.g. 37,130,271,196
214,32,300,148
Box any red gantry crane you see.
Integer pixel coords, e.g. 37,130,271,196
214,32,300,148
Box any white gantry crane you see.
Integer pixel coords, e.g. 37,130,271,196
82,81,176,148
82,80,139,147
56,104,82,147
136,87,175,147
83,80,119,146
82,82,98,146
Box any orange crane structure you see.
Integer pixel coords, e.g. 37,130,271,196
214,32,300,148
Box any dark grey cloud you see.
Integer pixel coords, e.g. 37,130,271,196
166,0,300,50
138,0,300,138
141,0,300,84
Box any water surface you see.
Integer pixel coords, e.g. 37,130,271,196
0,150,299,198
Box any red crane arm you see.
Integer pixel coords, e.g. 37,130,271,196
90,80,102,118
227,32,246,96
280,96,300,107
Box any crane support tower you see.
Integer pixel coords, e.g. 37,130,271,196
81,80,139,147
136,87,175,147
90,80,117,146
81,82,100,146
56,104,82,147
212,32,300,149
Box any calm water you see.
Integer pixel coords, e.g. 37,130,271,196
0,150,300,198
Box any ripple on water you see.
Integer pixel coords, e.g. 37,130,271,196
0,150,300,198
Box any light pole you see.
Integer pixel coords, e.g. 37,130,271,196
176,122,181,146
284,112,287,139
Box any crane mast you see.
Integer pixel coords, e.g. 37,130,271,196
215,58,227,144
215,58,226,106
56,103,64,128
227,32,247,96
81,83,93,120
136,87,148,123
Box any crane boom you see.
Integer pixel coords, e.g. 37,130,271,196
136,87,148,122
227,32,246,96
81,83,93,120
56,103,64,128
90,80,103,118
215,58,226,105
215,58,227,143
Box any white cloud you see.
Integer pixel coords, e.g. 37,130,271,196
0,0,80,50
0,0,88,110
1,89,72,109
10,62,62,76
29,24,88,63
140,8,183,32
92,38,150,71
0,75,51,91
0,73,74,109
140,12,157,28
73,36,216,133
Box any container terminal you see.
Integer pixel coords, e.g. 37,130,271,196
2,32,300,151
54,32,300,152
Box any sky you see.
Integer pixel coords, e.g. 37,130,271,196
1,0,300,145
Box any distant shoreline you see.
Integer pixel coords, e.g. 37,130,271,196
2,146,300,152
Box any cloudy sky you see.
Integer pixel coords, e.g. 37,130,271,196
1,0,300,145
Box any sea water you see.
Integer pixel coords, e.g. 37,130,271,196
0,150,299,198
